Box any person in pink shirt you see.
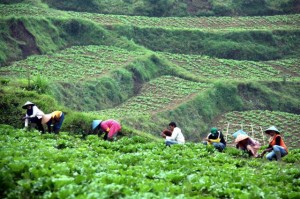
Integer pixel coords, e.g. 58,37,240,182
92,119,121,141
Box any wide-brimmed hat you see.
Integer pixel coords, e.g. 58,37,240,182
22,101,35,109
235,134,250,143
210,127,218,135
92,120,102,130
41,114,52,124
232,129,248,139
265,126,280,134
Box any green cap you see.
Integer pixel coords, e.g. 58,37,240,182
211,127,218,134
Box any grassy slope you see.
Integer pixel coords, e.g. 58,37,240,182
0,2,300,198
0,3,299,148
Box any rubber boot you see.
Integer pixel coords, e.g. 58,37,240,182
275,151,282,161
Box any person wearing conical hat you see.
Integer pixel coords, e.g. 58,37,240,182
92,119,121,141
22,101,45,133
203,127,226,152
258,126,288,161
42,111,65,134
235,134,261,157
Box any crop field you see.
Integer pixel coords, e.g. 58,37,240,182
0,126,299,198
1,2,300,198
159,52,300,80
1,44,299,82
215,110,300,149
1,4,299,32
0,45,146,81
92,75,212,119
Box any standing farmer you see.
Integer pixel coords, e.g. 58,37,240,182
22,101,45,133
42,111,65,134
92,119,121,141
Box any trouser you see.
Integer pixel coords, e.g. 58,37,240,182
203,141,226,152
30,117,45,134
266,145,287,161
53,113,65,134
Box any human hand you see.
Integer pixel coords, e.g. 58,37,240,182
256,154,263,158
161,132,166,138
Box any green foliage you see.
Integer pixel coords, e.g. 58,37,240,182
27,75,49,94
0,81,58,128
216,110,300,149
40,0,299,16
117,27,299,61
0,126,299,198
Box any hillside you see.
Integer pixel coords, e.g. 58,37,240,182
18,0,300,16
0,1,300,198
0,2,300,145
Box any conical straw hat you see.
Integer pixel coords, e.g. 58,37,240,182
235,134,250,143
22,101,35,109
265,126,280,134
232,129,248,139
92,120,102,130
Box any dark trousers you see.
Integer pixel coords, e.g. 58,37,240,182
30,117,45,134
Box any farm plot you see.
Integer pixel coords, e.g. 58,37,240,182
116,14,300,31
160,52,300,80
1,4,299,32
92,75,212,118
0,3,66,18
0,126,299,199
215,110,300,149
0,45,146,81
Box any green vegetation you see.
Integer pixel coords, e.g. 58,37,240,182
1,4,299,64
0,125,299,198
216,110,300,148
40,0,300,17
0,0,300,198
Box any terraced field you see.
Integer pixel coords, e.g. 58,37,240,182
0,45,147,81
1,4,299,32
215,110,300,149
159,52,300,80
92,75,212,118
1,44,299,82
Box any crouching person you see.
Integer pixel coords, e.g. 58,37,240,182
203,127,226,152
258,126,288,161
161,122,185,146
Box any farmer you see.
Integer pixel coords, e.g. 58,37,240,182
235,134,261,157
42,111,65,134
22,101,45,133
203,127,226,152
161,122,185,146
258,126,288,161
92,119,121,141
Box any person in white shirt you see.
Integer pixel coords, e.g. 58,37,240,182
161,122,185,146
22,101,45,133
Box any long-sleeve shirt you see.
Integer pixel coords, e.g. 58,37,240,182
25,106,44,127
166,127,185,144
